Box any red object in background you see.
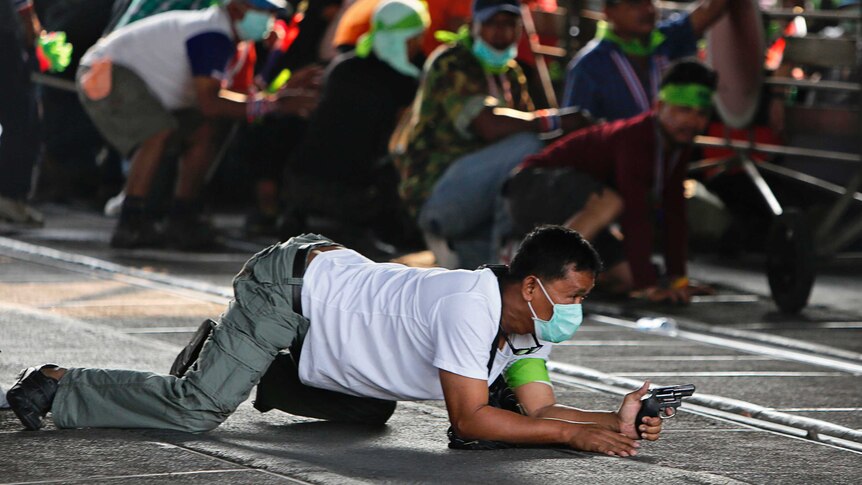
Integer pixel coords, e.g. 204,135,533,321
517,0,559,67
277,14,303,53
227,42,257,93
35,44,52,73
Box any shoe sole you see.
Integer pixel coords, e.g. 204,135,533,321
6,368,44,431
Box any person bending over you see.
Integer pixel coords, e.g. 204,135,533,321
77,0,319,249
505,60,717,304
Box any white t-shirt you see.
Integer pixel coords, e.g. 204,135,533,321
81,6,236,110
298,249,550,401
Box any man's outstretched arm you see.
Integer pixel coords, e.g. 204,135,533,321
439,370,642,456
514,380,665,441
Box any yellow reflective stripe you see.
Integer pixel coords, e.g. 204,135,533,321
504,358,550,388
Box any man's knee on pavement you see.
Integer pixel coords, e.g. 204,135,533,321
167,382,232,433
179,411,227,433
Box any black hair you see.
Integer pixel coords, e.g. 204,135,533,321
508,225,603,282
660,59,718,90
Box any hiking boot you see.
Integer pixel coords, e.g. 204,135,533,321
6,364,60,430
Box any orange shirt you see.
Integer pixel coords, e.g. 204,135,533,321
332,0,377,49
422,0,471,56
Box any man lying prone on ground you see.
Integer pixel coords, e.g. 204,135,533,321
7,226,665,456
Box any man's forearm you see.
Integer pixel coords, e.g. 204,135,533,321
200,89,249,119
454,404,581,445
470,107,539,142
533,404,620,431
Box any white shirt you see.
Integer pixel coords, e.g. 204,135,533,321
298,249,548,401
81,7,235,110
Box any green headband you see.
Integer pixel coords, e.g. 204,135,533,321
658,83,714,109
356,10,428,58
434,24,470,45
596,20,666,57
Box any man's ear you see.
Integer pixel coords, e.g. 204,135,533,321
520,275,537,302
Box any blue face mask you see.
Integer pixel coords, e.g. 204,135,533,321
471,37,517,73
235,10,274,41
528,279,583,343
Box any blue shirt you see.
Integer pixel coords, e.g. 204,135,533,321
562,13,697,122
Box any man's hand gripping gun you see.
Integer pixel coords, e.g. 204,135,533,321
635,384,695,437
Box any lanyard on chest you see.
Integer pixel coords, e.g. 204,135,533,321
483,264,510,376
486,72,514,108
609,50,661,113
487,327,501,376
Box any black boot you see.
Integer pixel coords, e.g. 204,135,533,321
111,197,163,249
6,364,61,431
165,199,219,250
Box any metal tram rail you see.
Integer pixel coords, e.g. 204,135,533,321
2,235,860,455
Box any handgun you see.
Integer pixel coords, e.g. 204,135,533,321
635,384,695,437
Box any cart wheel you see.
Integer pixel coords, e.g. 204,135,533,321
766,209,816,314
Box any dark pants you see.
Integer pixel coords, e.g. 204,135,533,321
0,33,40,199
255,351,397,425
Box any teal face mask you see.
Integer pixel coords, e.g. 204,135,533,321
235,10,274,41
528,279,583,343
472,37,517,74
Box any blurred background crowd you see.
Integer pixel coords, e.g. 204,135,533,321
1,0,859,304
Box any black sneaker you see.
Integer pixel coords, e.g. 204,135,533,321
110,216,164,249
6,364,60,430
165,214,220,251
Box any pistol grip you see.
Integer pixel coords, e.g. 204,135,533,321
634,396,662,438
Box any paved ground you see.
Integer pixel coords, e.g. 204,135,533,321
1,205,861,484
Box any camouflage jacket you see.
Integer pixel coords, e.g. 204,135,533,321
396,40,533,215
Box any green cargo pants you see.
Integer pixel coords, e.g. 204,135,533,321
51,234,393,431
